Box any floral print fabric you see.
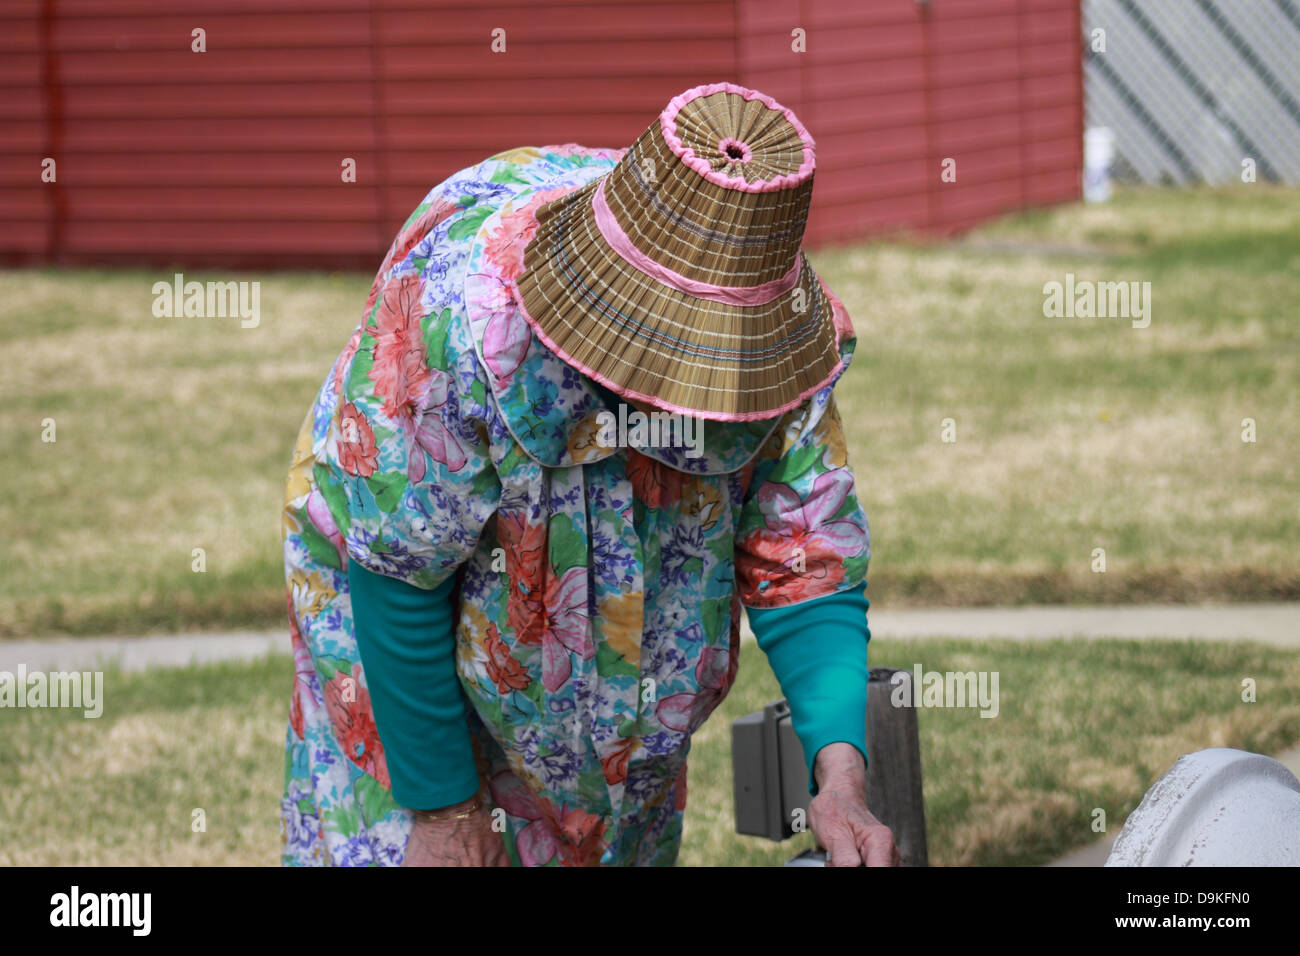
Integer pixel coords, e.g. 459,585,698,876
280,144,871,866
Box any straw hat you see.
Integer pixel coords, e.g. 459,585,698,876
512,82,846,422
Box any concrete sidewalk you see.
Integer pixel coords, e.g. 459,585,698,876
3,602,1297,674
863,603,1300,645
0,630,286,674
745,602,1300,646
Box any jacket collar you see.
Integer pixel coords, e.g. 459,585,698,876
462,157,784,474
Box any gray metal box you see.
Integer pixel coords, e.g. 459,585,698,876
731,666,929,866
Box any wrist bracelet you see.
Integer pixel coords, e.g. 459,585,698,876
415,793,485,822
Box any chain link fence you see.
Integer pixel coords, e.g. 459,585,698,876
1083,0,1300,184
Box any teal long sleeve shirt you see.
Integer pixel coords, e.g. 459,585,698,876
348,561,869,808
347,562,481,811
746,583,870,795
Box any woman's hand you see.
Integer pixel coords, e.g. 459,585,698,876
402,794,511,867
808,743,901,867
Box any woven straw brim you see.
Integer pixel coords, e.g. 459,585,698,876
514,175,840,421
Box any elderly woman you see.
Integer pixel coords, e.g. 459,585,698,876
279,82,898,867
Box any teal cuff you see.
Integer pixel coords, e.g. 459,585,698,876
347,561,481,810
746,581,870,796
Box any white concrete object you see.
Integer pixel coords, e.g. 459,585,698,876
1106,748,1300,866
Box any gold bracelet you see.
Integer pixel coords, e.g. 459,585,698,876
414,793,485,822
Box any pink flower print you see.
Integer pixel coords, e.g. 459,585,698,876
305,487,347,566
488,770,607,867
368,273,431,422
482,187,572,282
287,599,320,741
407,368,467,482
481,296,531,388
759,468,865,553
654,645,737,735
656,693,695,733
737,468,867,602
540,566,591,693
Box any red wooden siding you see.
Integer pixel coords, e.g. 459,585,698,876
1,0,1081,269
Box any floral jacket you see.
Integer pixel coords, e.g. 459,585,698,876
280,144,871,866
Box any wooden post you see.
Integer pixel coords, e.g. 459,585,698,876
865,665,928,867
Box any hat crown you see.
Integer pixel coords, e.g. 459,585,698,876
600,83,817,290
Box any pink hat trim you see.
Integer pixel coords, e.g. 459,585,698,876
591,177,801,306
659,82,816,193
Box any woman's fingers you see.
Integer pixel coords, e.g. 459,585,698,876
857,820,900,867
810,791,901,868
825,829,864,867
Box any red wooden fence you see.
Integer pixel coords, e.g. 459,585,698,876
1,0,1082,269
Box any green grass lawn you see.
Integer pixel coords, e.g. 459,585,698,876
4,185,1298,638
4,635,1296,866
